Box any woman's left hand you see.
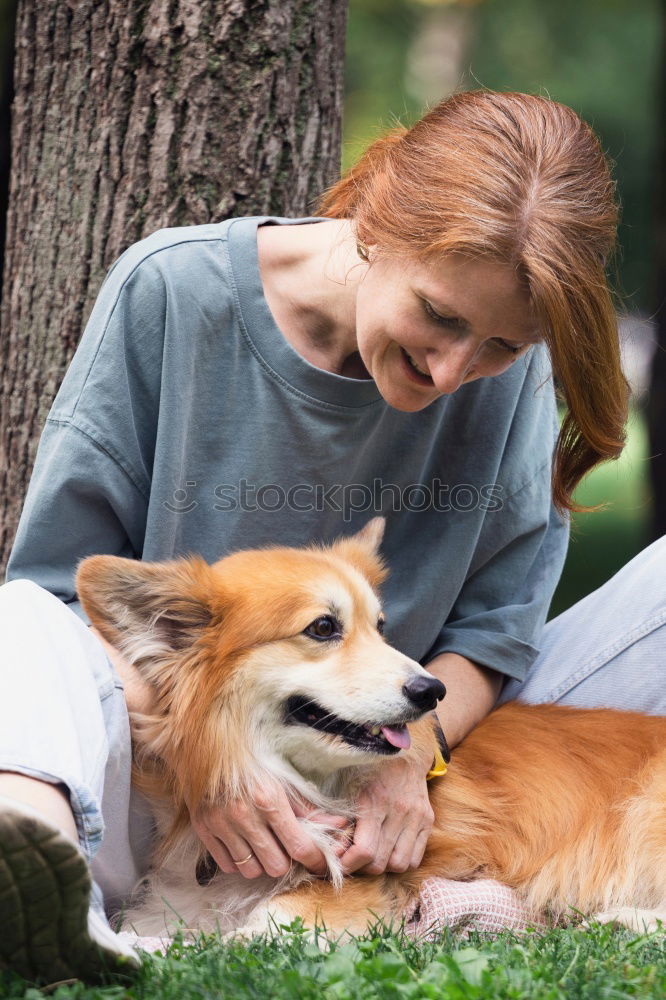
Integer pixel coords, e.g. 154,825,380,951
339,747,434,875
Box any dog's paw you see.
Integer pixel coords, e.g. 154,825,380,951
586,908,666,935
222,924,259,944
223,905,297,943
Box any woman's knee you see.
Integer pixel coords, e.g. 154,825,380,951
0,578,112,693
501,538,666,709
0,578,70,621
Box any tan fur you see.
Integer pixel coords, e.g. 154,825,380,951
76,519,666,937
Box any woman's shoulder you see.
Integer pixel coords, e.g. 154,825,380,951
49,221,255,426
104,220,235,289
103,215,320,296
488,343,560,495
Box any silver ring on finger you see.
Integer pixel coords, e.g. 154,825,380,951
233,852,255,866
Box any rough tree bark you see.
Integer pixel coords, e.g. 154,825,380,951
647,1,666,538
0,0,18,301
0,0,348,568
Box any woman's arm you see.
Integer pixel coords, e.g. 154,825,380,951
5,252,166,618
427,651,502,748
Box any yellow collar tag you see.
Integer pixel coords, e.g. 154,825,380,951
426,745,448,781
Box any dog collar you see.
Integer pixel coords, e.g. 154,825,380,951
426,745,448,780
426,715,450,780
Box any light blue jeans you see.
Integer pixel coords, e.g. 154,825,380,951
499,534,666,712
0,536,664,915
0,579,153,916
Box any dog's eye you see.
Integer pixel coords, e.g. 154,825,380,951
377,617,385,636
304,615,342,641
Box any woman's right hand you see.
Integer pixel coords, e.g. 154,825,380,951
89,626,347,879
188,778,350,880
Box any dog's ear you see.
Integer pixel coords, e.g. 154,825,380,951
349,516,385,554
329,517,388,589
76,555,217,664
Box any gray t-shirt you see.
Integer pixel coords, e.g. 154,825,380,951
7,215,568,681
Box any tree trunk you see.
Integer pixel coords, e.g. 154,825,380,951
0,0,18,304
648,2,666,538
0,0,348,568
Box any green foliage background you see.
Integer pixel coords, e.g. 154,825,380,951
345,0,661,309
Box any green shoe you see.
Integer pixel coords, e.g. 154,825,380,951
0,795,139,984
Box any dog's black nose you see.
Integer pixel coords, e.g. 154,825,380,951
402,675,446,712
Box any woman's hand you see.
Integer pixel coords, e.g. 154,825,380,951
90,626,349,880
188,777,350,881
339,746,434,875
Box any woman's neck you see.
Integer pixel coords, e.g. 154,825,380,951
256,218,371,378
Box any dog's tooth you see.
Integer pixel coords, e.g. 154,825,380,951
370,725,381,736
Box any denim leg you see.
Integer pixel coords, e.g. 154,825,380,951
0,578,153,915
0,579,112,856
498,535,666,712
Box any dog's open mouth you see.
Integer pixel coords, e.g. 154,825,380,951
285,695,411,754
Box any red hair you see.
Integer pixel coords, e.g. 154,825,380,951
316,91,629,513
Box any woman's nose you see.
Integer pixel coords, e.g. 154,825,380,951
426,340,480,395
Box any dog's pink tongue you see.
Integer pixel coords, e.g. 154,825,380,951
381,725,411,749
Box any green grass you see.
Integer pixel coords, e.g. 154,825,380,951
2,922,665,999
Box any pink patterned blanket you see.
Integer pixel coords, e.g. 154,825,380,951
117,878,548,954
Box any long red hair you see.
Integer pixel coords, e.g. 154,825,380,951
316,91,629,513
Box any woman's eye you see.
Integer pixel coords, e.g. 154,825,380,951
304,615,342,641
423,298,527,355
377,617,385,636
423,300,462,328
492,338,526,356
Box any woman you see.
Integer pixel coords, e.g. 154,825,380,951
0,90,656,980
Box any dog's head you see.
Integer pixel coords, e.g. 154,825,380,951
76,518,444,808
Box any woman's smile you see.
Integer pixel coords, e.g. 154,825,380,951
400,346,433,385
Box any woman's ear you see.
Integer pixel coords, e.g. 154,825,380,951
76,555,217,666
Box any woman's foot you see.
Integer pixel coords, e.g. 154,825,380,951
0,795,139,984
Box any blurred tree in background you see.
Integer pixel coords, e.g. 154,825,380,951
648,4,666,540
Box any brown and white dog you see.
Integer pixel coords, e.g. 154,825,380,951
76,519,666,938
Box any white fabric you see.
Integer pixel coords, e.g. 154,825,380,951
0,579,153,916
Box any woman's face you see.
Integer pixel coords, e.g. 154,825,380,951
354,251,540,411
